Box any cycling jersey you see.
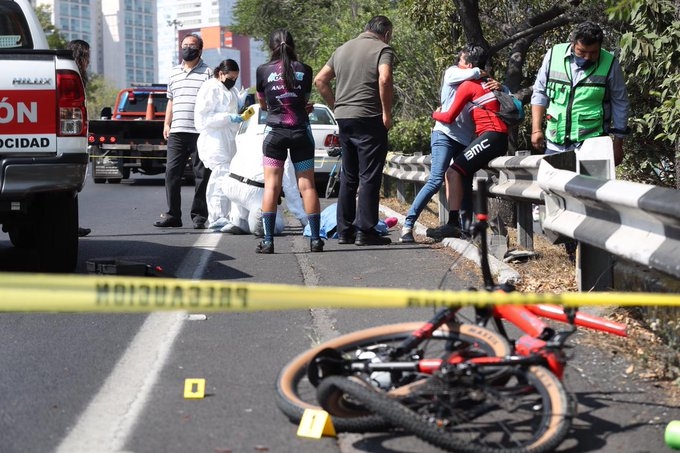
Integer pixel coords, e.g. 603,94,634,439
256,60,313,129
432,79,508,136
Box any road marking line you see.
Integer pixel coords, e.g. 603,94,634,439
55,234,220,452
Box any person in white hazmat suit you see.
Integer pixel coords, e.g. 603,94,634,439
221,138,308,236
194,59,246,228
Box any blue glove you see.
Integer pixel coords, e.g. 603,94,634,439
229,114,243,123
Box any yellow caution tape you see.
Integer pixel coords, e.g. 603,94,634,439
0,273,679,312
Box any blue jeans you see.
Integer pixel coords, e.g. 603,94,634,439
404,131,466,229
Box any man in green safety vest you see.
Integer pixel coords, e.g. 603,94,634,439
530,21,629,166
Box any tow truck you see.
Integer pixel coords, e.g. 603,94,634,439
88,84,169,183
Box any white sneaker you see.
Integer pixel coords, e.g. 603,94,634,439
532,205,540,222
399,227,414,243
209,217,229,229
221,223,245,234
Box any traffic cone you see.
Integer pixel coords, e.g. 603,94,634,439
145,94,155,120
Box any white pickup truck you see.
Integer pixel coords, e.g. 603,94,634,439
0,0,88,272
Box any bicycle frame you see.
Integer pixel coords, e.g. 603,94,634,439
314,180,626,383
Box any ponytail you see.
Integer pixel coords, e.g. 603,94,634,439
268,29,298,90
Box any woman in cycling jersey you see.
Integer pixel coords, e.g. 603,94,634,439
255,29,323,254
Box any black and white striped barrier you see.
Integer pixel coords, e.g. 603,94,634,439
538,158,680,281
488,154,545,203
383,153,431,182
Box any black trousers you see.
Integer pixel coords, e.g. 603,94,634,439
164,132,211,222
336,116,388,235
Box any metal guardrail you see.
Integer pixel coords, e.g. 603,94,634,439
383,151,544,247
382,137,680,289
538,158,680,280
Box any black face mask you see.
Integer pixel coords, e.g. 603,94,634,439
223,78,236,90
181,47,199,62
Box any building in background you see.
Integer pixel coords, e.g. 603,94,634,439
39,0,266,89
40,0,156,88
156,0,266,88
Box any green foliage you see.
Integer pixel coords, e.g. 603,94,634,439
608,0,680,187
34,4,66,49
388,116,433,155
85,74,121,120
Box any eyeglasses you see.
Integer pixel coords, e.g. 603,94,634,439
181,45,199,49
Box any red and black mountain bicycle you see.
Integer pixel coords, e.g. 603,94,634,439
275,180,627,453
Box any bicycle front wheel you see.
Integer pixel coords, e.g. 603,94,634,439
275,322,511,432
318,365,572,453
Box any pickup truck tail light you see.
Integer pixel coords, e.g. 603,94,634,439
56,70,87,137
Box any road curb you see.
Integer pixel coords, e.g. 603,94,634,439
379,204,521,285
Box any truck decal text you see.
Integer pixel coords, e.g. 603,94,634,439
0,97,38,124
0,90,56,135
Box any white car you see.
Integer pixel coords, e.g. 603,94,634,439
234,103,340,182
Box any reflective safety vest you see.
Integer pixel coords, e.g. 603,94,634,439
545,43,614,146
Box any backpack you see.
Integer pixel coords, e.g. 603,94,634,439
474,89,525,127
491,90,525,126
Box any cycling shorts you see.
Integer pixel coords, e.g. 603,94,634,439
451,131,508,177
262,125,315,164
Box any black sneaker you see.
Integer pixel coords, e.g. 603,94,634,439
256,240,274,254
426,224,461,241
310,238,324,252
355,231,391,246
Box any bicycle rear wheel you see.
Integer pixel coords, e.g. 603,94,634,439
317,365,572,453
275,322,511,432
325,171,339,198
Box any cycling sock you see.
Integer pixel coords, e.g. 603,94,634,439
307,213,320,240
262,211,276,242
447,210,460,226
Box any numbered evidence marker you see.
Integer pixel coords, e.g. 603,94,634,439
241,106,255,121
183,378,206,399
296,408,336,438
665,420,680,450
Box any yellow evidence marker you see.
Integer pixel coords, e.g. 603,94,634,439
183,378,206,399
241,106,255,121
296,408,336,438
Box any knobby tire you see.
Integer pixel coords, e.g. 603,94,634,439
275,322,511,432
317,365,572,453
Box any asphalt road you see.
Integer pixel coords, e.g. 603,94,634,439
0,175,677,453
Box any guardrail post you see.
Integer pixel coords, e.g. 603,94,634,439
514,151,534,251
574,139,615,291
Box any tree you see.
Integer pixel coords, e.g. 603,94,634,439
608,0,680,188
34,4,66,49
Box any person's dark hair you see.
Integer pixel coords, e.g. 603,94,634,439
460,44,487,70
214,59,239,77
569,21,604,46
182,33,204,50
268,29,298,90
67,39,90,86
365,15,392,38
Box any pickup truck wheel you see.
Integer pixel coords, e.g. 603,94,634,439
36,193,79,273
